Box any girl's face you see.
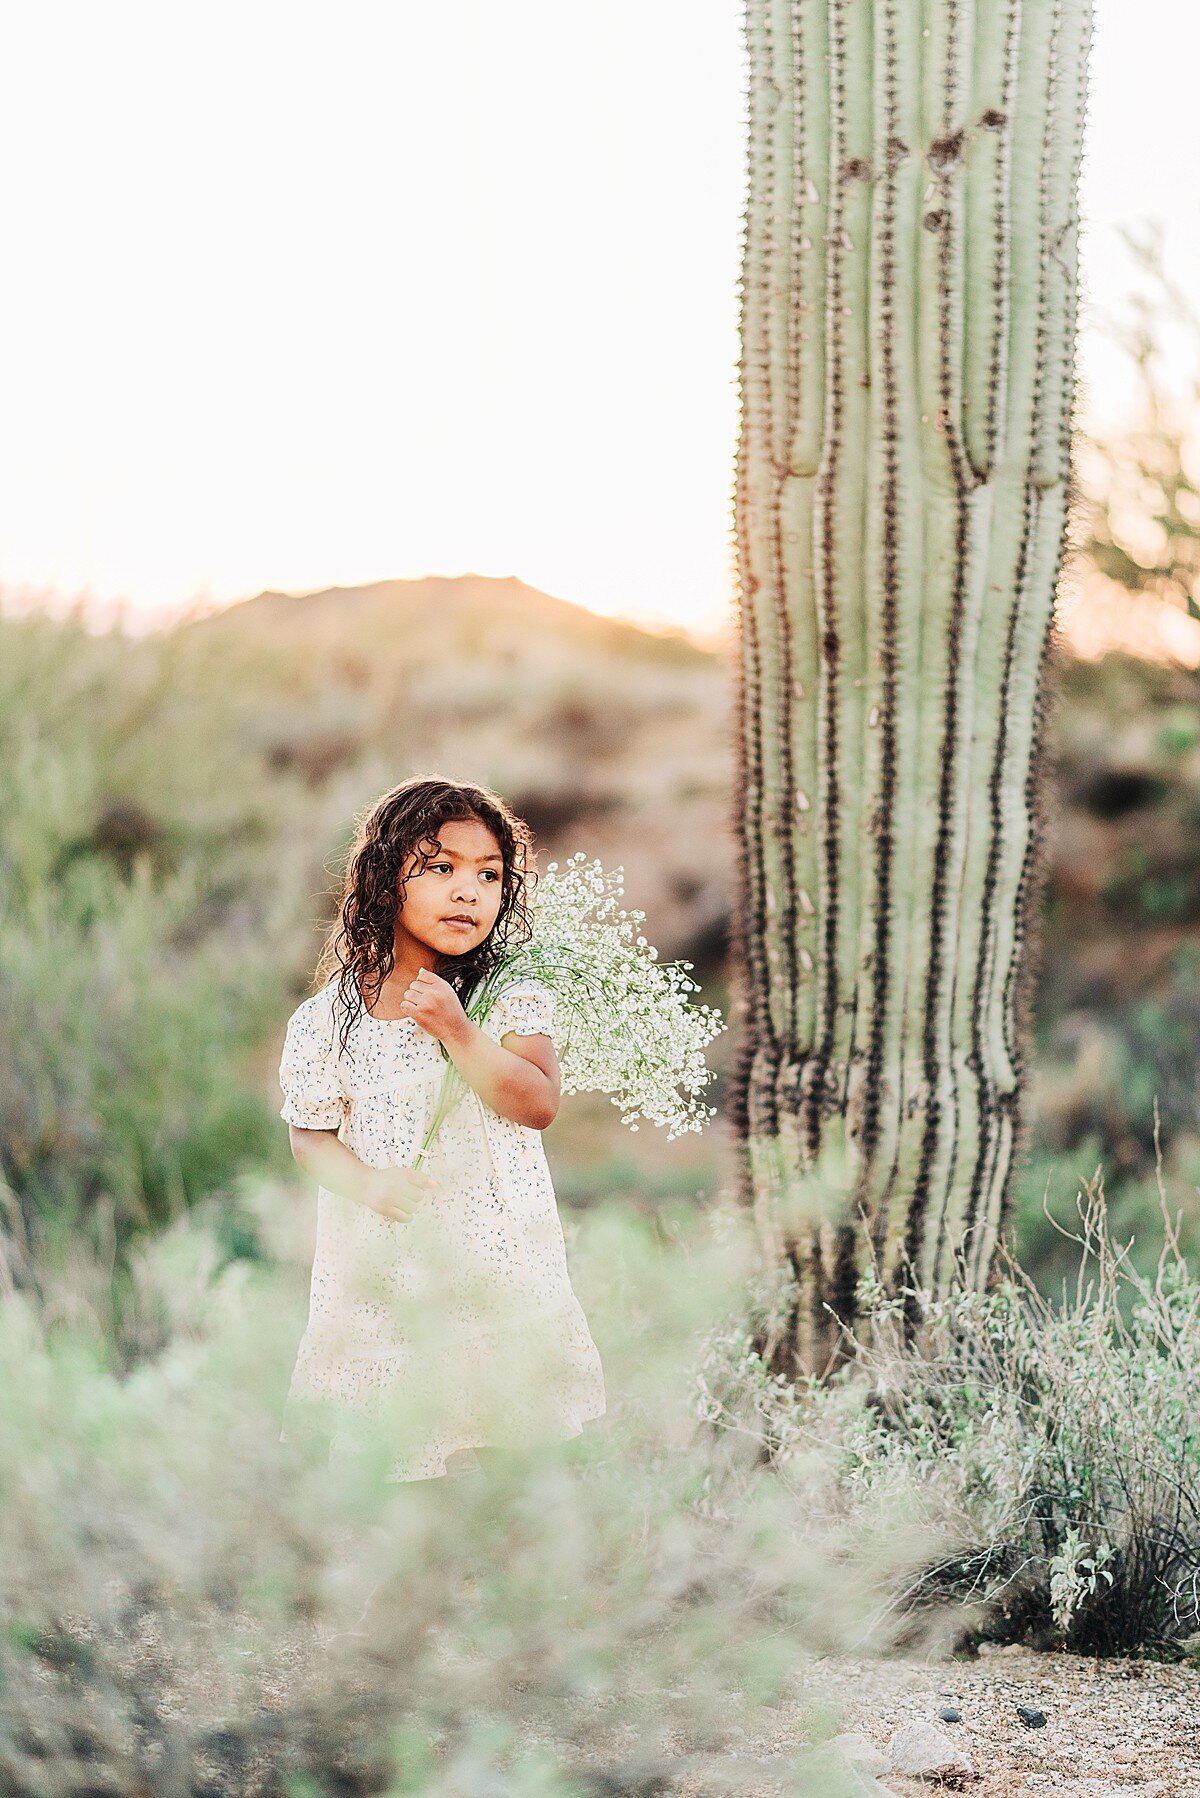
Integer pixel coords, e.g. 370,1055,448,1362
395,815,506,957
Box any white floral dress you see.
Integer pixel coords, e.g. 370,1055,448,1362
277,975,606,1481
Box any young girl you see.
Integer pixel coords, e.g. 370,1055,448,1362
277,775,607,1482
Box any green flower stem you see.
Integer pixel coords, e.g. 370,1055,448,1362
411,958,682,1167
403,885,723,1169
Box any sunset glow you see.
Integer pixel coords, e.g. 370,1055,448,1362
1,1,1197,646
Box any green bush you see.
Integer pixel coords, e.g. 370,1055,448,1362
0,848,280,1280
0,609,307,1293
1012,1128,1200,1292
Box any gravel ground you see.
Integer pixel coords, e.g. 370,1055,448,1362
663,1645,1200,1797
37,1610,1200,1795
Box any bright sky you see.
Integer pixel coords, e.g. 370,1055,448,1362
0,1,1196,648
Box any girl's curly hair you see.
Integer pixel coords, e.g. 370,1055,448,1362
313,775,537,1060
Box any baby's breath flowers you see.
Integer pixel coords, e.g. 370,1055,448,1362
414,853,726,1168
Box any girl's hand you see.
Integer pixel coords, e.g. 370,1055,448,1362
361,1164,438,1224
400,968,469,1043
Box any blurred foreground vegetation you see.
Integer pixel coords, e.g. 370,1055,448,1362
0,1189,934,1796
5,1157,1200,1791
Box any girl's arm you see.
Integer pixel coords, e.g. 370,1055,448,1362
402,968,560,1130
288,1126,436,1217
442,1018,560,1130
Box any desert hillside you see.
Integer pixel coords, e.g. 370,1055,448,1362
2,575,1197,1278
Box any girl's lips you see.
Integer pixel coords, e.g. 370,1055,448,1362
444,918,475,927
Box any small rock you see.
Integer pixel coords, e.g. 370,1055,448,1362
1111,1745,1138,1765
1015,1705,1046,1729
938,1707,962,1724
807,1741,896,1796
829,1733,889,1778
886,1721,974,1784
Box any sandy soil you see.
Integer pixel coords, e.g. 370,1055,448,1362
60,1604,1200,1795
665,1645,1200,1797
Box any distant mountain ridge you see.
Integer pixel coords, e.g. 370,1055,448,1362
201,573,716,669
174,565,734,964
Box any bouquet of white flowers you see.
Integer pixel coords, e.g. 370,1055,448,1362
413,853,726,1168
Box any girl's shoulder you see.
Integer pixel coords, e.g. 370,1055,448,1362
284,978,343,1039
485,975,560,1045
492,973,554,1001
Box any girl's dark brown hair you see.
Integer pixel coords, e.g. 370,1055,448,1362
314,775,537,1060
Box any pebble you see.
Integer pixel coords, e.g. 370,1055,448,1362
886,1720,974,1782
1015,1704,1047,1729
938,1707,962,1723
828,1732,889,1779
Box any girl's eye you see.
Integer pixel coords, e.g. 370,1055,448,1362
431,863,500,881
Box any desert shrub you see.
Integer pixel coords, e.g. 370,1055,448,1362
0,847,280,1282
0,1191,922,1797
694,1164,1200,1659
0,610,313,1292
1031,976,1200,1173
1012,1127,1200,1292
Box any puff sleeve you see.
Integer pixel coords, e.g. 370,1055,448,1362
278,998,346,1129
490,979,560,1049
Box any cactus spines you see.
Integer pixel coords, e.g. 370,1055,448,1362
728,0,1093,1372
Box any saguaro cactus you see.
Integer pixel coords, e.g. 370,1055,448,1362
728,0,1093,1372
